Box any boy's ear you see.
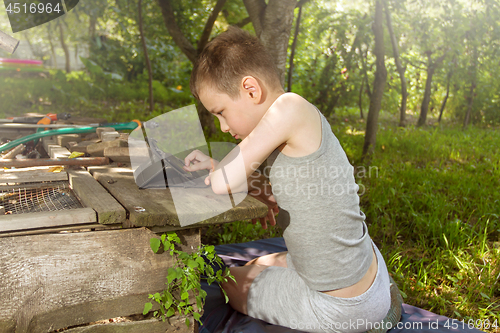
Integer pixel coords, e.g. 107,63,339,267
240,76,265,104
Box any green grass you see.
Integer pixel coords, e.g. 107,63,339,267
354,122,500,329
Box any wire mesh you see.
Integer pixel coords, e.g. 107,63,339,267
0,181,83,214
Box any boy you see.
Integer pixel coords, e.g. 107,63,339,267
183,27,391,333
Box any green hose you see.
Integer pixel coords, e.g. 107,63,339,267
0,121,139,153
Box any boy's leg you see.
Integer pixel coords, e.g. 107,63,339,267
245,251,288,267
221,251,288,315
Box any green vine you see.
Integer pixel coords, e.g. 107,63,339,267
143,232,234,327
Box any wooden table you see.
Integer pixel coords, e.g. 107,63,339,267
0,163,268,333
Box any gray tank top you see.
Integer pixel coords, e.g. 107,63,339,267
262,107,373,291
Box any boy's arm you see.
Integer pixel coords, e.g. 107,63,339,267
209,93,305,195
247,169,278,229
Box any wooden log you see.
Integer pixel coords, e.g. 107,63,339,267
0,169,68,183
1,144,25,159
0,208,96,232
0,228,199,333
0,30,20,54
68,169,126,224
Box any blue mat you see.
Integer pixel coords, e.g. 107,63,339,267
200,238,483,333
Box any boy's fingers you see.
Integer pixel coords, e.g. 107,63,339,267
184,149,208,166
267,210,276,226
187,159,212,172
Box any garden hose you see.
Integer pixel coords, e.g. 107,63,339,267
0,121,140,154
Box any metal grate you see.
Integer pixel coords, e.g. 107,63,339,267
0,181,83,214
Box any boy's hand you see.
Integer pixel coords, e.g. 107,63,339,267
249,183,278,230
183,150,219,185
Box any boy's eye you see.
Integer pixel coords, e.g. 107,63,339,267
217,111,223,115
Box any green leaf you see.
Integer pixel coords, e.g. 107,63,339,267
193,312,201,321
143,302,153,315
167,267,177,284
166,308,175,317
150,238,161,253
187,259,198,269
181,291,189,300
185,318,190,327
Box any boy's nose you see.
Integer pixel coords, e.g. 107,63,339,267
221,123,230,133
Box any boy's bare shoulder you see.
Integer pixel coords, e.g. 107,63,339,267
267,93,322,157
268,93,315,122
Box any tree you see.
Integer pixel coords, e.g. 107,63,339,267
362,0,387,158
58,21,71,73
138,0,154,112
287,4,303,92
157,0,302,135
416,50,447,127
383,0,408,127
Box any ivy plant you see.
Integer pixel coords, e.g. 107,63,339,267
143,232,234,327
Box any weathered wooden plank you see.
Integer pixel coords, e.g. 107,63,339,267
61,317,196,333
0,208,96,232
87,165,268,228
0,228,199,333
0,169,68,183
0,223,122,238
68,169,126,224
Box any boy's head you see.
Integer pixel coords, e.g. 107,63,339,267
190,27,282,101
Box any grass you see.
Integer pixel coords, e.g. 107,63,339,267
353,121,500,330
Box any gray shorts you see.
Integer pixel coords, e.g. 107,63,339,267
247,243,391,333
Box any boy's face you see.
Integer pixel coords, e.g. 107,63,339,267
198,85,263,140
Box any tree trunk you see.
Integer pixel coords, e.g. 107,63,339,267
47,25,57,69
258,0,298,87
138,0,154,112
417,53,446,127
358,77,365,119
463,83,475,128
383,0,407,127
58,23,71,73
362,0,387,158
157,0,228,135
463,26,478,129
438,73,451,123
287,5,302,92
359,45,372,99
